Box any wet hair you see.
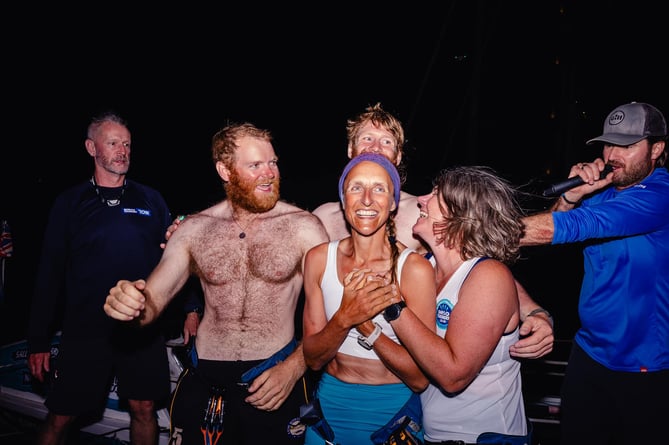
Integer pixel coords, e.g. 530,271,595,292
346,103,408,185
87,111,128,140
431,166,524,265
211,122,273,169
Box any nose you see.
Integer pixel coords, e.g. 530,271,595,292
361,188,373,206
361,140,382,154
369,141,383,153
261,164,277,178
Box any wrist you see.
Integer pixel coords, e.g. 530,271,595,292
526,308,554,328
187,307,203,317
560,193,579,205
357,322,383,350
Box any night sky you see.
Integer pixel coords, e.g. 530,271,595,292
2,2,666,341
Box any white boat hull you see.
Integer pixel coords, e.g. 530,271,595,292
0,333,188,444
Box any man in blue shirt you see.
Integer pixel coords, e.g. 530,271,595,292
521,102,669,444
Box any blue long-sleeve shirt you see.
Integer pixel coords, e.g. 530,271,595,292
28,179,172,353
552,167,669,372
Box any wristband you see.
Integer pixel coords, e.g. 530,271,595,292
560,193,579,205
527,308,554,328
357,322,383,350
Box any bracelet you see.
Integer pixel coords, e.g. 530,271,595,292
526,308,554,328
357,322,383,350
560,193,579,205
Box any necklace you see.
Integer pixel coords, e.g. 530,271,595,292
231,210,257,239
90,176,126,207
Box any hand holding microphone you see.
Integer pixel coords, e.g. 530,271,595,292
542,163,614,197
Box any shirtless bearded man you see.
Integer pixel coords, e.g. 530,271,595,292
104,122,329,444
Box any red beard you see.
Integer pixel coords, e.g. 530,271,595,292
224,169,280,213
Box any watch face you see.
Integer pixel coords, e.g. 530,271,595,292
384,301,406,321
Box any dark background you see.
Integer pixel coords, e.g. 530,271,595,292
1,2,666,344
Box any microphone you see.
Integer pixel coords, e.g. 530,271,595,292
542,164,613,197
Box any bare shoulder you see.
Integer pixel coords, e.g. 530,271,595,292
398,192,420,216
275,201,323,224
305,240,330,261
472,257,513,275
178,204,222,229
468,259,516,292
403,249,435,277
311,200,340,219
274,201,329,242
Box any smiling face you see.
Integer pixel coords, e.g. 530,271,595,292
413,187,444,247
341,160,397,236
219,135,280,212
348,121,402,166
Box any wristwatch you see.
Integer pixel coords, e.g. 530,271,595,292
383,300,406,322
357,322,383,350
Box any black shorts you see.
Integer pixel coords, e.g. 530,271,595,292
169,358,308,445
45,326,171,416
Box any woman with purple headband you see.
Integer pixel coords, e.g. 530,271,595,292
302,153,435,444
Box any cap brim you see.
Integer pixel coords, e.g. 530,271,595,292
586,133,646,146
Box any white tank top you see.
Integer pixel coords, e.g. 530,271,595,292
421,257,527,442
321,240,412,360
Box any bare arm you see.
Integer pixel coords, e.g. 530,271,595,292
521,158,613,247
392,260,518,393
105,219,194,325
509,279,554,358
360,253,434,391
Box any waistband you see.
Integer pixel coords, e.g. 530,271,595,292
239,338,298,384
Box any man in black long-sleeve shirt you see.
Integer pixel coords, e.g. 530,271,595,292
27,111,172,445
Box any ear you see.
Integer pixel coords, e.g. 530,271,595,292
651,140,665,161
390,199,397,212
216,161,231,182
394,150,402,166
84,138,96,157
347,143,354,159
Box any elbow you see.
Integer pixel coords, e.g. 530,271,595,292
302,341,327,371
434,373,475,394
304,356,324,372
406,376,429,393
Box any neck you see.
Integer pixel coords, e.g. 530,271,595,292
432,248,465,285
93,170,125,188
346,232,392,265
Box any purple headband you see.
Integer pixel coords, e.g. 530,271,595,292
338,153,401,207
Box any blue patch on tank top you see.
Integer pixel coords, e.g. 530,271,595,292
436,299,453,331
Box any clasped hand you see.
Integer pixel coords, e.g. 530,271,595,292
103,279,147,321
339,269,398,331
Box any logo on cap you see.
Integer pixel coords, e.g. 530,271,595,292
608,110,625,126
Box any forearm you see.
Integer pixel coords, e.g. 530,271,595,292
516,280,549,323
373,334,429,392
137,284,174,326
520,212,555,246
284,343,308,381
303,320,349,371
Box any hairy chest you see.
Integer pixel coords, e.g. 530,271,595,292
189,223,303,286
